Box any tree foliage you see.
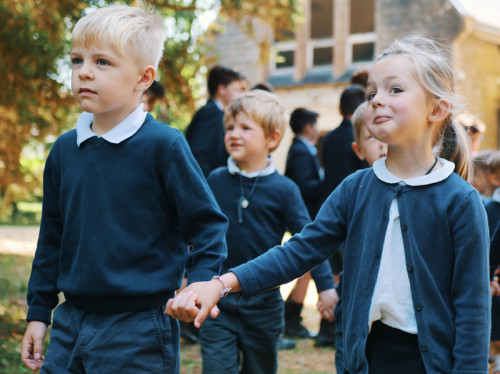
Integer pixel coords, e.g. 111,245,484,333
0,0,299,219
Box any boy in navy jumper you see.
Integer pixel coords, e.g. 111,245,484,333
21,4,228,373
199,90,336,374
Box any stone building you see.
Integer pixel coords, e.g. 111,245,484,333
209,0,500,171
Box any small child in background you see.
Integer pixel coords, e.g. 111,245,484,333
351,102,388,165
471,149,495,201
167,36,490,374
199,90,336,374
484,150,500,374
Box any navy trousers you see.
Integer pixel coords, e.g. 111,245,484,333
200,289,284,374
41,302,180,374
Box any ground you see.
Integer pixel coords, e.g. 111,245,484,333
0,225,336,374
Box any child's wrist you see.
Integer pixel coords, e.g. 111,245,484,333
212,275,232,297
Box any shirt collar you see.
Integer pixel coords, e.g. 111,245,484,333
227,156,276,178
373,157,455,186
492,188,500,203
76,104,148,147
212,99,223,111
297,136,318,156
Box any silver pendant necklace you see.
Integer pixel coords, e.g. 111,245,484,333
238,173,262,223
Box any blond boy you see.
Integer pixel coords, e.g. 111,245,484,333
351,102,387,166
21,4,228,373
197,90,336,373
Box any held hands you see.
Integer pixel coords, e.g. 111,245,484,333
21,321,47,372
165,280,222,328
317,288,339,322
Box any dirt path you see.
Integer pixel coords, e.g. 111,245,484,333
0,225,39,256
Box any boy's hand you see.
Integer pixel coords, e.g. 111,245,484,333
166,280,223,328
21,321,47,372
317,288,339,322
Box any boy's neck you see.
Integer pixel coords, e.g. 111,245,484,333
91,104,140,135
236,157,270,175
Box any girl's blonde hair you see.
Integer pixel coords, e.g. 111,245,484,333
378,36,471,181
72,3,166,70
224,90,288,153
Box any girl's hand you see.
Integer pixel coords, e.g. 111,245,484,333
317,288,339,322
165,280,222,328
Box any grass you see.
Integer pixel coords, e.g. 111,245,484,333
0,254,41,374
0,227,336,373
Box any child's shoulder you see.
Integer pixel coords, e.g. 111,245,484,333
140,116,184,142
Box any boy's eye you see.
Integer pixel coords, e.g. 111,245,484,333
367,92,376,101
71,57,83,65
97,59,109,66
390,86,403,94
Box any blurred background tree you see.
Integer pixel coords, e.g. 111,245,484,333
0,0,299,222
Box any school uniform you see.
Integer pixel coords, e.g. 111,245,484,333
485,190,500,341
285,136,322,218
27,105,228,373
200,158,334,374
185,99,228,177
230,158,490,374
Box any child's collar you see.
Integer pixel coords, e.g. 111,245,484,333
76,104,147,147
227,156,275,178
373,157,454,186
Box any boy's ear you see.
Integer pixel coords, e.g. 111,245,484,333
352,142,365,161
428,99,451,124
136,65,156,92
266,130,282,152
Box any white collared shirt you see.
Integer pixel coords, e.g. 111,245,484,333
76,104,147,147
227,156,276,178
368,157,455,333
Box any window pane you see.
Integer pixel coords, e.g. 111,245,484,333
311,0,333,39
276,50,294,68
352,43,374,63
351,0,375,34
313,47,333,66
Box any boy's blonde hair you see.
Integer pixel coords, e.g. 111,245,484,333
378,36,471,181
72,3,166,69
352,102,368,145
224,90,287,152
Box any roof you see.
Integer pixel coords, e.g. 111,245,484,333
451,0,500,34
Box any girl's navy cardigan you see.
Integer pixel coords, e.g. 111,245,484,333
232,167,490,374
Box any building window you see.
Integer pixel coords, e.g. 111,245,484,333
272,0,375,77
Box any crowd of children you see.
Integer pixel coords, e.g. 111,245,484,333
20,2,498,374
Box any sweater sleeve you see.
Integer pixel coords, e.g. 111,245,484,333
450,190,490,372
165,136,228,284
231,181,348,299
283,180,335,293
26,149,63,325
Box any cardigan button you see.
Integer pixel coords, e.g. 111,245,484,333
415,304,423,311
401,224,407,231
421,344,428,352
407,265,413,272
188,244,194,253
395,185,401,191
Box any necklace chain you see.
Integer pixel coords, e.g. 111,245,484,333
238,173,262,223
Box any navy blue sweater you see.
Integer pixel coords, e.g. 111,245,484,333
207,168,333,292
27,114,228,325
232,168,490,374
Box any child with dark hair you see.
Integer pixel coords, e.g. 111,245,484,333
186,65,247,177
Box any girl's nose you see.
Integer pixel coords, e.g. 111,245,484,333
371,92,384,107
